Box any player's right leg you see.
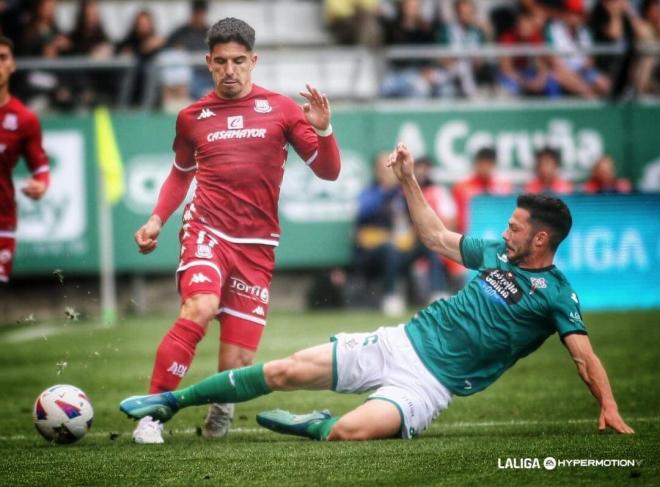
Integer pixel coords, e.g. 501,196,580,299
132,293,219,444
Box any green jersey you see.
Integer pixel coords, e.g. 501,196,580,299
405,236,587,396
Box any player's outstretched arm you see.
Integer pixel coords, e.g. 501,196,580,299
389,143,463,264
563,333,634,434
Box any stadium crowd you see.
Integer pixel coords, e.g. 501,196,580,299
0,0,658,111
346,145,633,315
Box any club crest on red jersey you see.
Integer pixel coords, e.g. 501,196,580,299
254,99,272,113
2,113,18,131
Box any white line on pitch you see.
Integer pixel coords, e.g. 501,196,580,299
1,417,656,442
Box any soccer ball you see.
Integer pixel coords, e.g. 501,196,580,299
33,384,94,444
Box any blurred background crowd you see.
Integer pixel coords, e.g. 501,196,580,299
1,0,658,318
0,0,658,112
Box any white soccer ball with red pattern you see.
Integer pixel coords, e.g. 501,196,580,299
33,385,94,444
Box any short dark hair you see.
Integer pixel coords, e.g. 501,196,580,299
517,193,572,250
474,147,497,163
536,146,561,166
0,35,14,54
191,0,208,13
206,17,255,52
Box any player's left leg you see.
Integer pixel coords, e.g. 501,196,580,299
202,243,274,437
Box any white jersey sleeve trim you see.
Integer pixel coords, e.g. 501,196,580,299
173,161,197,172
31,165,50,175
217,306,267,326
0,230,16,239
203,225,279,247
304,150,319,166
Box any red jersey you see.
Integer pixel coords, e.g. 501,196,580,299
452,175,512,233
170,85,337,246
523,178,573,195
0,96,49,231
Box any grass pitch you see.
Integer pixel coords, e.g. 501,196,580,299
0,309,658,486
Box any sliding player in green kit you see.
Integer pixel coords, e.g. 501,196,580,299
120,143,634,440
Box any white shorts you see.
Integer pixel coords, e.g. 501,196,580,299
332,324,452,438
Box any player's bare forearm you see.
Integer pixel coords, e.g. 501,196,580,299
390,144,463,263
564,334,634,433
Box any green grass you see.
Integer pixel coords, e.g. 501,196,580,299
0,309,658,486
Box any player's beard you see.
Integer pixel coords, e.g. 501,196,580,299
506,235,534,265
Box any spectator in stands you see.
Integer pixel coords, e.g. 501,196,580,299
324,0,383,46
452,147,512,235
380,0,437,97
117,9,164,106
353,152,413,316
545,0,611,97
582,154,633,193
18,0,73,110
524,147,573,194
165,0,211,100
434,0,491,98
589,0,650,97
636,0,660,94
68,0,114,106
498,9,562,97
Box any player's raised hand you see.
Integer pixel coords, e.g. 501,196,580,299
599,407,635,434
387,143,415,181
21,178,47,200
135,215,162,254
300,83,331,131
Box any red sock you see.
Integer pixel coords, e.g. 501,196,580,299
149,318,206,393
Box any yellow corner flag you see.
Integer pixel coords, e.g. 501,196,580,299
94,106,125,205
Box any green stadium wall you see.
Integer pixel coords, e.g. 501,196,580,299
11,101,660,276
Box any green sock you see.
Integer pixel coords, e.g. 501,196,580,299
172,364,271,408
305,416,339,441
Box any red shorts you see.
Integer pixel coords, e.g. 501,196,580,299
176,221,275,351
0,234,16,283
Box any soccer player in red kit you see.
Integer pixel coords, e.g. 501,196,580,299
0,36,50,284
132,18,341,443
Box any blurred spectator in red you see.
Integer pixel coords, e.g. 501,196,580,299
545,0,611,97
413,156,456,301
165,0,211,100
589,0,650,97
582,154,633,193
380,0,437,97
67,0,114,107
498,9,562,97
524,147,573,194
324,0,383,46
453,147,513,234
434,0,491,97
117,9,164,106
637,0,660,94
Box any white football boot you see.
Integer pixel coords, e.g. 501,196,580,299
201,403,234,438
132,415,164,444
